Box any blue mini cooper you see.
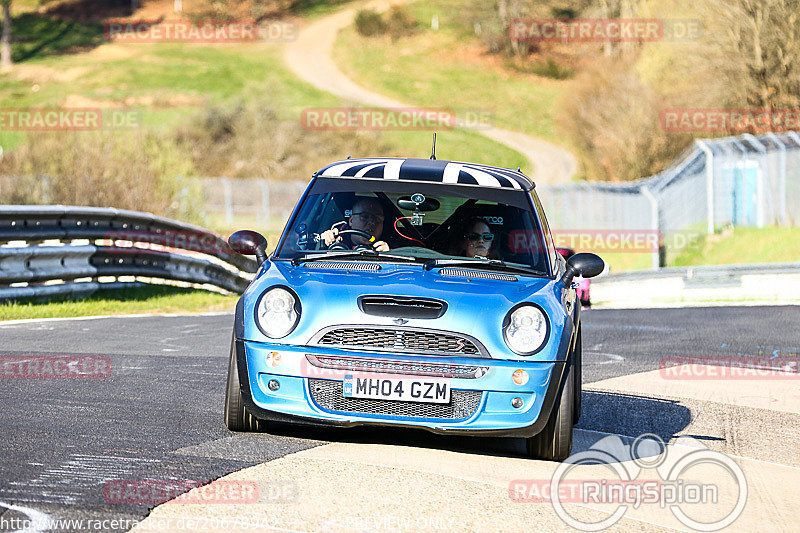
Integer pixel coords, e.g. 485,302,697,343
224,157,604,461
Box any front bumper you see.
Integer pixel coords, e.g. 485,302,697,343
235,338,568,438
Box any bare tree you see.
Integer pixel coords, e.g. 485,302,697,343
1,0,11,71
700,0,800,110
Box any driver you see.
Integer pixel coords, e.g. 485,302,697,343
319,197,391,252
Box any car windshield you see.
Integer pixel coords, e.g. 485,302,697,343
276,179,551,275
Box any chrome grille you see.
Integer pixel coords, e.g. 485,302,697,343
308,379,482,420
315,327,481,356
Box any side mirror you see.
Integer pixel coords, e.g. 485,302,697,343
561,252,604,286
228,230,268,265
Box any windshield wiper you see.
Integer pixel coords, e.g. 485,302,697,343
292,250,420,266
423,258,546,277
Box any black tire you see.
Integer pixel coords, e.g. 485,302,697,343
526,362,574,461
224,337,263,432
573,328,582,424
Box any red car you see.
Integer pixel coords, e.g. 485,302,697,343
557,248,591,308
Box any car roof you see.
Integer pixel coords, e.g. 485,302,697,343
313,157,534,191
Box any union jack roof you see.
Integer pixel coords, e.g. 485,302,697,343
314,158,534,190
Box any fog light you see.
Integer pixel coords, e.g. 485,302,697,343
267,379,280,391
512,369,529,386
511,397,524,408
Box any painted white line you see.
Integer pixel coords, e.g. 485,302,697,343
0,500,53,533
0,311,232,327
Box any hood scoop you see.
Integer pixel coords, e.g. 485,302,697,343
304,262,381,271
439,268,518,282
358,295,447,319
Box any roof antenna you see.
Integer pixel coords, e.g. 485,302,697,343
430,132,437,160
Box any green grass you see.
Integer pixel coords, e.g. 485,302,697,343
10,13,104,62
673,227,800,267
0,284,237,321
0,6,522,167
332,2,568,148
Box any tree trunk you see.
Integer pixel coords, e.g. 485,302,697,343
1,1,11,71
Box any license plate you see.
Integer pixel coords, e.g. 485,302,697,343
342,375,451,403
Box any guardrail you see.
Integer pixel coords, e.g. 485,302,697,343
0,206,259,301
592,262,800,307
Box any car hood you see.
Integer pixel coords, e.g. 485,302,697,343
240,260,569,360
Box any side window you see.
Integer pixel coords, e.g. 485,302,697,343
531,193,558,274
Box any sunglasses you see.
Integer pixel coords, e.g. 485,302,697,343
350,212,384,224
465,232,494,242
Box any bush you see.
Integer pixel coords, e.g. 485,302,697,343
0,130,202,222
355,9,386,37
385,6,417,41
355,7,416,40
560,60,692,181
174,96,390,181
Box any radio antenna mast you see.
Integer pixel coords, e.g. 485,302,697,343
430,132,437,160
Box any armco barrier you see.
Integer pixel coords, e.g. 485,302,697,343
0,205,258,300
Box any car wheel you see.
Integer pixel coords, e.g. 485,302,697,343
224,336,264,432
573,327,582,424
526,362,573,461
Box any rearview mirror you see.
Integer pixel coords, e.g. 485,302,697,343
228,230,268,264
561,253,604,285
397,196,441,212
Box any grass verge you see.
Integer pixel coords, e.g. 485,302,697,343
0,285,237,321
673,227,800,267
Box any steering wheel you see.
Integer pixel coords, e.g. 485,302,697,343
328,229,375,251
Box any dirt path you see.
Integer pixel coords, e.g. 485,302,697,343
283,1,578,184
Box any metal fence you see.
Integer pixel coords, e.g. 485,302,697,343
185,131,800,269
199,177,308,230
537,131,800,268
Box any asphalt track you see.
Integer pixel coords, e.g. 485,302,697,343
0,306,798,532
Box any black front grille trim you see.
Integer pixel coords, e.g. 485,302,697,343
306,354,489,379
308,379,482,420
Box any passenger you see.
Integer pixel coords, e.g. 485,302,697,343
452,217,496,258
319,197,391,252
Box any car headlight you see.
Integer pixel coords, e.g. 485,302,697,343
255,287,300,338
503,304,549,355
